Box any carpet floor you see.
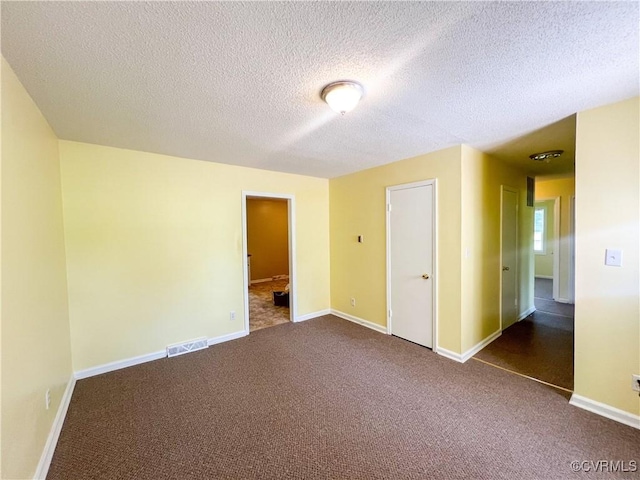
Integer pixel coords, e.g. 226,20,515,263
249,279,290,331
48,316,638,480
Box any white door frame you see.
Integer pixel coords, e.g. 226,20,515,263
385,179,438,352
499,185,519,330
535,196,561,301
568,195,576,304
241,191,297,334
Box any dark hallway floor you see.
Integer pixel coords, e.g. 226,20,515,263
473,278,574,391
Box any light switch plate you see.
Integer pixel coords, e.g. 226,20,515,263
605,249,622,267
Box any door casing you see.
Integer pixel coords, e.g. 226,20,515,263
500,185,519,330
385,179,438,352
242,191,297,333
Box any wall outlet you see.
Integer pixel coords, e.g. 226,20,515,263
632,374,640,392
45,389,51,410
350,298,356,307
230,311,236,321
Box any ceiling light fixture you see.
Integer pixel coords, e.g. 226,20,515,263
529,150,564,163
321,81,364,115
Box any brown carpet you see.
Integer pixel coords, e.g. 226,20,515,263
48,316,638,480
249,279,290,331
473,310,574,390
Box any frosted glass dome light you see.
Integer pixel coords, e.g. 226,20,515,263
321,81,364,115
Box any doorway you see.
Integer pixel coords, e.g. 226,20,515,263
476,179,575,393
534,197,560,303
242,192,297,333
386,180,437,349
500,186,518,330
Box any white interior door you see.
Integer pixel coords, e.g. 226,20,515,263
501,187,518,330
388,182,434,348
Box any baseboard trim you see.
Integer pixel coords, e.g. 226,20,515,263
518,306,536,321
207,330,247,346
250,278,273,284
34,374,76,480
330,309,387,334
461,330,501,362
74,350,166,380
535,275,553,279
437,330,501,364
75,331,248,380
570,393,640,430
295,309,331,322
436,347,464,363
555,297,573,304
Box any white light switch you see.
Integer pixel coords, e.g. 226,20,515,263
605,249,622,267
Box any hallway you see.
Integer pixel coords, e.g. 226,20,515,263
473,278,574,391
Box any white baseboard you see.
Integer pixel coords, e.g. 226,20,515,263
250,278,272,284
34,374,76,480
461,330,501,362
295,309,331,322
330,309,388,334
74,349,166,380
75,330,247,380
207,330,247,346
436,347,464,363
535,275,553,279
518,306,536,321
555,297,573,304
437,330,501,363
570,393,640,430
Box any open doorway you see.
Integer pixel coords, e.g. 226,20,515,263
242,192,296,332
534,196,561,309
475,175,576,393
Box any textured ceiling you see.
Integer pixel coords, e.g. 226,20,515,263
2,2,638,178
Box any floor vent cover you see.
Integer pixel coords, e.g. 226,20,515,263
167,337,208,358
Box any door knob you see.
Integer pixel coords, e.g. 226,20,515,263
422,274,430,279
502,266,510,271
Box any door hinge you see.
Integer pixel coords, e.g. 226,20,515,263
387,203,392,212
388,309,392,317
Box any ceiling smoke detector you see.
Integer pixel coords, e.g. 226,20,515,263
529,150,564,163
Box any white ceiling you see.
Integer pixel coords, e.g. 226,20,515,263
2,2,638,178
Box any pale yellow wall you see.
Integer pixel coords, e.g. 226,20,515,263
1,58,73,479
574,96,639,416
59,141,330,371
536,178,576,301
247,199,289,280
460,146,534,352
330,146,463,353
533,199,556,278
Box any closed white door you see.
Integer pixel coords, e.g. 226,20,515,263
388,182,434,348
501,188,518,330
